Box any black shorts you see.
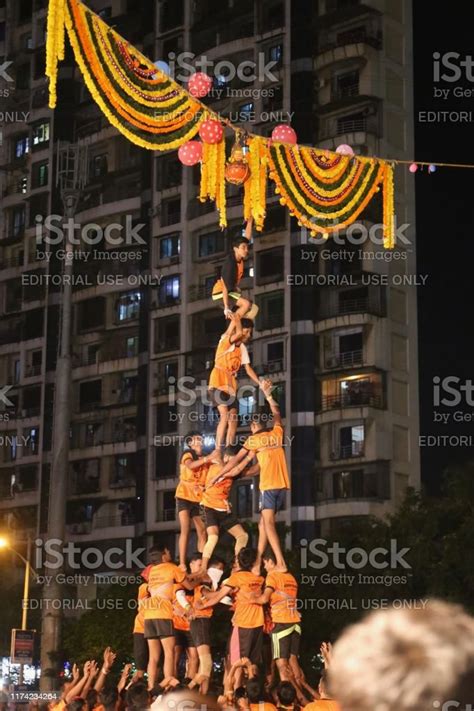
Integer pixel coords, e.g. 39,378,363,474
190,618,212,647
271,623,301,660
176,497,202,520
208,388,238,408
133,632,148,671
202,506,238,530
144,618,175,639
175,629,195,648
229,626,263,665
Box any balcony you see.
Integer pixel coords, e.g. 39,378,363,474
185,348,214,381
316,459,390,503
109,476,136,489
318,285,386,320
331,440,365,460
320,388,384,412
323,349,363,369
157,508,177,523
93,513,136,528
188,284,213,302
319,28,382,54
331,82,360,101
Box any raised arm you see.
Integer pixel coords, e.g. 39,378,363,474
262,381,282,427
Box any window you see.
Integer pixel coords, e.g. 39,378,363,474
18,0,31,22
337,424,364,458
239,393,256,422
90,154,108,179
11,206,26,238
154,445,177,479
32,121,50,147
256,247,284,284
161,0,184,31
71,459,100,494
268,44,283,67
333,469,364,499
29,193,49,226
271,382,286,417
117,291,141,321
27,350,42,377
33,50,45,80
159,234,180,260
16,63,30,90
0,22,5,41
267,340,284,365
158,275,180,307
119,373,138,404
32,161,48,189
336,112,366,135
157,490,176,522
162,197,181,226
79,297,105,331
235,482,253,518
198,231,225,258
17,466,37,491
24,427,39,455
15,135,30,158
334,69,359,99
256,290,284,330
98,6,111,18
79,380,102,410
155,315,180,352
112,454,136,486
126,336,139,358
156,403,177,434
156,155,182,190
263,84,283,113
238,102,254,121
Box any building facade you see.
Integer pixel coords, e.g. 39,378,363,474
0,0,419,597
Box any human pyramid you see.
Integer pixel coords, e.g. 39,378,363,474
132,217,311,701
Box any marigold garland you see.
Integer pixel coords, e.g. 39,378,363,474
199,141,227,229
243,137,268,232
46,0,396,245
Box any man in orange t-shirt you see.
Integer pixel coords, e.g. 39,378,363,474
253,551,301,682
197,547,264,666
132,582,150,681
210,382,288,570
208,313,270,458
143,545,188,688
304,671,342,711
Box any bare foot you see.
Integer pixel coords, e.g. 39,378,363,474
275,563,288,572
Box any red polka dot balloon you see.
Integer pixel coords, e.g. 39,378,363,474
188,72,213,98
271,124,297,145
178,141,203,166
199,119,224,144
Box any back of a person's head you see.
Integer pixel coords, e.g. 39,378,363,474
66,700,85,711
99,687,118,711
238,547,257,572
277,682,296,707
329,599,474,711
86,689,98,711
126,683,149,711
246,678,264,703
232,235,250,250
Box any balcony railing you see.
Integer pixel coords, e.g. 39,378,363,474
325,349,363,369
189,284,213,302
333,440,365,459
158,508,176,523
321,391,383,411
94,513,136,528
319,30,382,53
109,476,136,489
331,83,360,100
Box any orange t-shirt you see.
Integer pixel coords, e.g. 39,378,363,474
208,335,249,396
304,701,342,711
249,704,277,711
192,583,214,619
144,562,186,620
243,423,289,491
201,463,233,511
133,582,149,634
172,584,193,631
265,571,301,624
175,451,210,503
212,259,244,296
225,570,264,628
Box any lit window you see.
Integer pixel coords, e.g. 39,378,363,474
117,291,141,321
32,122,50,147
15,136,30,158
159,275,180,306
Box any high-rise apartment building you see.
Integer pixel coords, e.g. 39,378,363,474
0,0,419,605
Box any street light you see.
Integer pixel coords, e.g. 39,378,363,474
0,536,37,683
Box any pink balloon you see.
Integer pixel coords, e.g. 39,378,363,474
178,140,202,166
409,163,418,173
199,119,224,144
336,143,354,156
271,124,297,145
188,72,213,98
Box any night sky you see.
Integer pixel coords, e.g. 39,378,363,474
413,1,474,493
